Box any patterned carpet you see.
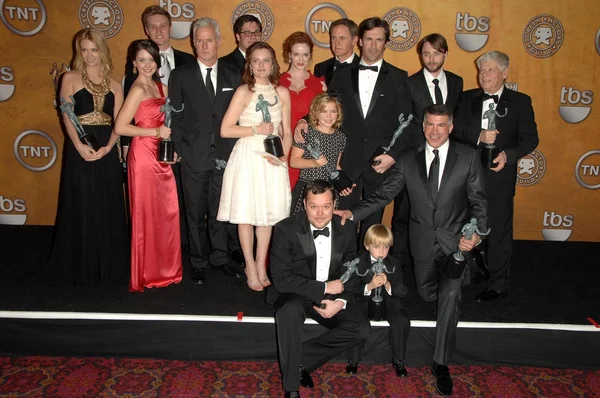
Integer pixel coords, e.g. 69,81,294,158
1,357,598,397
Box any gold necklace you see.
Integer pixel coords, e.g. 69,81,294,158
82,65,110,96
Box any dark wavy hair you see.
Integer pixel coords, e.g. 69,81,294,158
128,39,162,80
242,42,280,91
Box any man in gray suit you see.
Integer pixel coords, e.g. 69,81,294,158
336,104,487,396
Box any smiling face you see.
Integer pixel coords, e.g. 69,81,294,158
144,14,171,51
316,101,339,132
421,41,446,75
290,43,311,71
80,39,101,68
423,113,453,149
194,25,221,66
133,49,157,77
360,27,387,64
478,59,508,94
304,189,335,229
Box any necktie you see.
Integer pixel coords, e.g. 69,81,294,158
160,52,171,85
313,227,330,239
432,78,444,105
482,93,499,103
358,64,378,72
205,67,215,106
429,149,440,204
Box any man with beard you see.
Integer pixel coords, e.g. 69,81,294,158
314,18,360,85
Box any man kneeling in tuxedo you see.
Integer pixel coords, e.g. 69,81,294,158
269,180,371,398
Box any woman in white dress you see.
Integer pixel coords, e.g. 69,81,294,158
218,42,292,291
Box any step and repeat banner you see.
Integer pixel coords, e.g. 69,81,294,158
0,0,598,241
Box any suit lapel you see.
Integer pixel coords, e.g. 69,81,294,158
350,66,364,119
416,70,434,107
495,88,510,131
366,61,389,119
438,142,458,201
329,218,345,279
472,89,485,126
216,61,226,95
194,63,212,110
296,214,317,279
173,49,183,68
415,144,429,200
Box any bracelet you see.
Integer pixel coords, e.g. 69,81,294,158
252,125,258,136
155,128,161,138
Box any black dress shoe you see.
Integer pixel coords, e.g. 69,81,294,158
345,362,358,375
299,368,313,388
211,263,242,278
284,392,300,398
392,360,408,377
431,361,453,396
476,289,507,302
191,269,205,285
231,250,246,267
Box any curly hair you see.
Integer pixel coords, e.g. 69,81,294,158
242,42,281,91
282,31,314,64
309,92,343,130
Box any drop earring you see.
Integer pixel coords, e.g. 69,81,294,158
250,68,253,75
133,66,137,74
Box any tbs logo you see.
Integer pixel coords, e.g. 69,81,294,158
559,87,593,123
542,211,573,241
159,0,195,40
0,66,15,101
0,196,27,225
455,13,489,52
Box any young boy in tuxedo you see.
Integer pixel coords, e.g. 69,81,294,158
346,224,411,377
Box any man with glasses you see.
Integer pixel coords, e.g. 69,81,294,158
221,14,263,72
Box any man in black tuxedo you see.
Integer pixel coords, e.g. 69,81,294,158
122,5,196,248
220,14,262,72
391,33,464,267
453,51,538,302
336,105,487,396
170,18,242,284
313,18,360,86
270,180,370,398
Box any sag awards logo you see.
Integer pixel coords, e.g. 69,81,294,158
79,0,123,39
542,211,573,241
0,0,46,36
231,1,274,41
0,195,26,225
0,66,15,101
559,86,593,123
304,3,347,49
382,7,421,52
159,0,194,40
522,14,564,58
575,150,600,190
516,149,546,186
13,130,57,172
454,12,489,52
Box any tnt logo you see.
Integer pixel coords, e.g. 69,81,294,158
0,196,27,225
13,130,57,172
575,150,600,190
382,7,421,52
159,0,195,40
304,3,347,49
231,1,274,41
79,0,123,39
454,12,489,52
0,66,15,101
559,86,593,123
516,149,546,186
523,14,564,58
0,0,47,36
542,211,573,241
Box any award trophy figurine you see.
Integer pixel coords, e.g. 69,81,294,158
306,137,353,192
367,257,396,321
481,103,507,169
215,159,227,170
319,258,361,309
371,113,413,166
445,218,491,280
256,94,284,157
157,98,184,163
59,96,101,151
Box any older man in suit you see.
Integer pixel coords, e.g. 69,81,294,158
270,180,370,398
313,18,360,85
220,14,262,73
170,18,243,284
453,50,538,302
336,105,487,396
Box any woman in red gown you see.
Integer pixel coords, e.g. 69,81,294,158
115,40,182,292
279,32,326,190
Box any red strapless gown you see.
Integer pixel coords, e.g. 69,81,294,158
128,83,182,292
279,72,325,190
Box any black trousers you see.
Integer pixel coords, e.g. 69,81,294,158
274,293,370,392
485,195,514,293
413,242,466,365
390,187,412,266
171,162,189,247
208,168,241,267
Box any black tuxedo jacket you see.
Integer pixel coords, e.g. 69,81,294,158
352,140,487,261
269,213,359,305
314,54,360,86
169,60,241,172
352,251,406,305
452,88,539,197
408,69,463,129
329,60,417,180
220,48,245,73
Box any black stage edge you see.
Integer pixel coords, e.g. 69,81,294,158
1,225,599,369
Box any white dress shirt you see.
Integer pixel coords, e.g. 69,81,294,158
481,86,504,130
423,68,448,104
426,139,450,191
159,47,175,85
337,53,356,65
358,58,384,117
310,221,347,309
197,60,218,95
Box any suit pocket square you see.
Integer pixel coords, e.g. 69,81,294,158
379,93,385,96
222,88,234,91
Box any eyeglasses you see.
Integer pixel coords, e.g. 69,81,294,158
240,30,262,37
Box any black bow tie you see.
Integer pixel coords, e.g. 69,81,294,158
482,93,499,103
358,64,378,72
313,227,330,239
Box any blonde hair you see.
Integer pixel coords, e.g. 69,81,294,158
72,29,113,77
309,92,343,130
364,224,394,247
